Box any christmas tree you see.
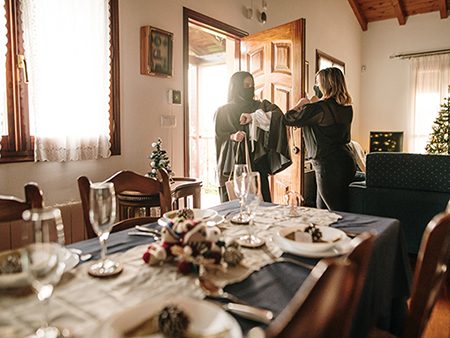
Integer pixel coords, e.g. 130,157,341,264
148,138,173,178
425,86,450,155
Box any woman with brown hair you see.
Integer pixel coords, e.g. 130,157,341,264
283,67,356,211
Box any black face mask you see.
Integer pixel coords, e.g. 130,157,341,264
241,87,255,101
313,85,323,99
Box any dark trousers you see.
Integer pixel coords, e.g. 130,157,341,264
311,149,356,212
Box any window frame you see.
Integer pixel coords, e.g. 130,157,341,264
0,0,120,163
315,49,345,74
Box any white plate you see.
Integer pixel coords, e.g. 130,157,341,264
0,247,79,289
160,208,218,225
274,226,352,258
90,296,243,338
277,225,346,252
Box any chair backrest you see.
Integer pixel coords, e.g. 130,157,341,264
401,211,450,338
336,231,376,338
0,183,44,222
264,257,358,338
78,169,172,239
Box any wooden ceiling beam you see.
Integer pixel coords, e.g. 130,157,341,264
391,0,406,25
348,0,367,31
438,0,448,19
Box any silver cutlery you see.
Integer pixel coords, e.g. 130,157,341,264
68,248,92,262
128,231,159,239
262,244,314,269
134,226,161,236
221,302,273,325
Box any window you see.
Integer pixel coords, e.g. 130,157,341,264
316,50,345,74
0,0,120,163
410,54,450,153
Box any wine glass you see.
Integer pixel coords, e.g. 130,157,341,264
88,182,122,277
283,190,304,217
239,172,265,247
232,164,250,224
21,207,72,338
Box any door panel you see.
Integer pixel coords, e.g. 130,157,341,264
241,19,306,204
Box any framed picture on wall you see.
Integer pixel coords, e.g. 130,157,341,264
140,26,173,77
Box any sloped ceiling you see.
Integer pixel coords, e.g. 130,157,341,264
348,0,449,30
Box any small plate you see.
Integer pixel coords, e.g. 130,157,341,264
90,296,242,338
0,247,79,289
159,208,218,226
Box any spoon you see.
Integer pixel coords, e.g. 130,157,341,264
68,248,92,262
197,277,248,305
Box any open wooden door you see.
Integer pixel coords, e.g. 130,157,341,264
241,19,306,204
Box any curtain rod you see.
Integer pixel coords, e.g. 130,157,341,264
390,48,450,59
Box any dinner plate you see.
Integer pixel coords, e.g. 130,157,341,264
90,296,243,338
159,208,218,225
277,225,346,252
0,247,79,289
274,226,352,258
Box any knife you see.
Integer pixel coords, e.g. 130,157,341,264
128,231,159,238
220,302,273,325
134,226,161,236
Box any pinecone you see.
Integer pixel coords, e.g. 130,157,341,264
176,208,195,220
223,241,243,266
304,225,323,242
158,304,190,338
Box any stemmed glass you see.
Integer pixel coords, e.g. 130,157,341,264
21,207,72,338
283,190,303,217
239,172,265,247
231,164,250,224
88,182,122,277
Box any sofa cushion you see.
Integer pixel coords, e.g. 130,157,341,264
366,153,450,193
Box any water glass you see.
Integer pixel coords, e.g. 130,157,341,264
21,207,71,338
88,182,122,276
232,164,250,223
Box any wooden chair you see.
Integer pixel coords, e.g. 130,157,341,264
78,169,172,239
0,183,44,222
258,257,358,338
335,231,376,338
0,183,44,251
368,211,450,338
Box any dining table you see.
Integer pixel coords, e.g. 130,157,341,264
0,199,412,338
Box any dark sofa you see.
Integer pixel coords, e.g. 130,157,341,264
348,152,450,254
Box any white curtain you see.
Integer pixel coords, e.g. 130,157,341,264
21,0,112,162
410,54,450,153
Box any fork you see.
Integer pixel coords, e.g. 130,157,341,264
261,244,314,270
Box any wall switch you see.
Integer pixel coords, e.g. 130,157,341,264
168,89,182,105
161,115,176,128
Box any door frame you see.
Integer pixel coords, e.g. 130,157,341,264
182,7,248,176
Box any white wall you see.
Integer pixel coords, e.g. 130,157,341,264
0,0,362,205
360,12,450,153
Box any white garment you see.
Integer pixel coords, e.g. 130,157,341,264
349,140,366,172
249,109,271,151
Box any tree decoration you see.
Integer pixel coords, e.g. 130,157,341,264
425,86,450,155
148,138,173,178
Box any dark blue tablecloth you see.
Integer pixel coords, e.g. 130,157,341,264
68,200,412,338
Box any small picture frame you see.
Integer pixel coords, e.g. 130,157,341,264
140,26,173,77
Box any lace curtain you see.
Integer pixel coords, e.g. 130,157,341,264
21,0,112,162
410,54,450,153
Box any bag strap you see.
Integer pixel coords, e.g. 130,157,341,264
228,134,252,181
